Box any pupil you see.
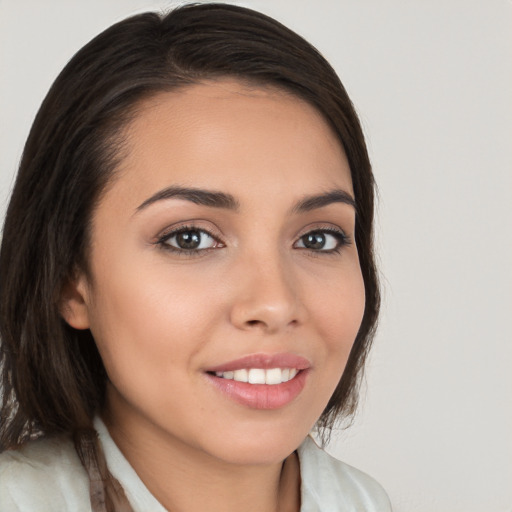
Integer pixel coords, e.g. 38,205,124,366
303,232,325,249
177,231,201,249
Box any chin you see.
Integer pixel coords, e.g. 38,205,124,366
199,418,312,466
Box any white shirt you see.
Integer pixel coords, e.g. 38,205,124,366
0,417,392,511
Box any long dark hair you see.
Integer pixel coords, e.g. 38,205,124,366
0,2,379,508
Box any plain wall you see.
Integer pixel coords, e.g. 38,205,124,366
1,1,511,511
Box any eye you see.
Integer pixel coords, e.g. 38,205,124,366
294,229,349,252
159,227,221,252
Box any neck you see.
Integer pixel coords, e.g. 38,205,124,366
101,401,301,512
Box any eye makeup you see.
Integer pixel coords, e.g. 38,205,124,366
154,221,351,258
294,226,351,254
155,224,225,257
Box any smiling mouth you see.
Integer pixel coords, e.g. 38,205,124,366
211,368,299,385
204,353,310,408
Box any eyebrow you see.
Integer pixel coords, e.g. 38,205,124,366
136,186,240,212
292,189,356,214
135,186,356,214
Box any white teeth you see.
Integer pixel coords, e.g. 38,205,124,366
248,368,266,384
214,368,299,385
265,368,282,385
233,369,248,383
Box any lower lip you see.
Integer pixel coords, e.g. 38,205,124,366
205,370,308,410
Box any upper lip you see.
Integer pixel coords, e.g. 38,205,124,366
205,353,312,373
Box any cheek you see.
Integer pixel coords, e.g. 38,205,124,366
86,264,219,382
306,262,366,404
312,264,366,352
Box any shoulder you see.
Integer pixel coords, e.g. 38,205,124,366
298,436,392,512
0,434,90,512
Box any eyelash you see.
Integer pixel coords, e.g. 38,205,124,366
155,224,351,257
155,224,223,257
296,227,351,255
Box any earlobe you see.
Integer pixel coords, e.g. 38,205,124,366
59,275,91,330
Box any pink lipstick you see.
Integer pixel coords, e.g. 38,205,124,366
204,353,310,410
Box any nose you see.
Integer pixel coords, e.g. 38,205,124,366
229,252,306,334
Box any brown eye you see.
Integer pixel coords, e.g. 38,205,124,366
295,229,348,252
175,230,201,249
163,229,217,251
301,232,327,250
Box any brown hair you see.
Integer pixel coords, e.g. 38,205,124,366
0,3,379,508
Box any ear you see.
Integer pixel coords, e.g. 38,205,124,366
59,274,91,330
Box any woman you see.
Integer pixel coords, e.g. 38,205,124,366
0,3,391,511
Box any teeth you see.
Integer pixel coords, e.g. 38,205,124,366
248,368,266,384
233,369,248,383
214,368,299,385
265,368,282,385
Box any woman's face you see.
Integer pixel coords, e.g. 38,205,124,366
66,80,365,465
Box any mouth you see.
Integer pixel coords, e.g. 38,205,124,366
209,367,299,385
204,353,310,410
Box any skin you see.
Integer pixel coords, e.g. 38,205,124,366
62,80,365,512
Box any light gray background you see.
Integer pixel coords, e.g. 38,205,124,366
1,1,511,511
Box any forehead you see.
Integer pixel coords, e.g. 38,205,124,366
110,79,352,207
